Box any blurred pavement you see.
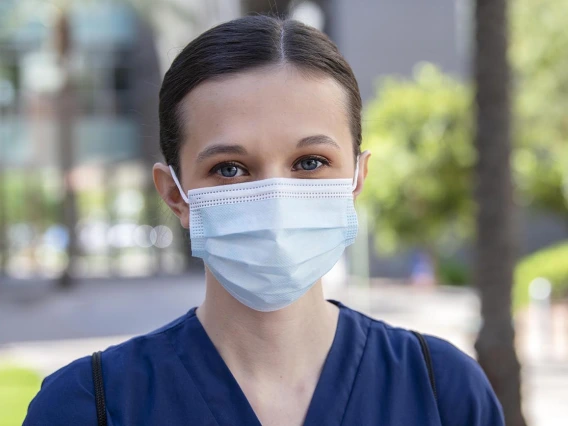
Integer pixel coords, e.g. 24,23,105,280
0,276,566,425
0,275,206,345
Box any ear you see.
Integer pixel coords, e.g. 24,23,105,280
153,163,190,229
353,150,371,199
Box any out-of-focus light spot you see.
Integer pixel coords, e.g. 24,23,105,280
153,225,173,248
43,224,69,250
529,277,552,301
291,1,325,31
35,245,68,276
107,223,137,248
8,223,35,249
133,225,155,248
114,190,144,218
21,51,64,93
78,221,108,252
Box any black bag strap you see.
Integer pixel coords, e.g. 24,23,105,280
411,331,438,402
91,351,108,426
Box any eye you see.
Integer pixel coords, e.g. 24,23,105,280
293,156,329,172
210,162,247,178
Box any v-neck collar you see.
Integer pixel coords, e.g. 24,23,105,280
168,301,370,426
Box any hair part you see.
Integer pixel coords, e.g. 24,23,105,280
159,15,362,179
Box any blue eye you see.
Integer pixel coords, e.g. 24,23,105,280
211,162,246,178
296,157,326,171
219,165,238,177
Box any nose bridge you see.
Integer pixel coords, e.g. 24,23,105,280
253,148,292,180
257,163,291,180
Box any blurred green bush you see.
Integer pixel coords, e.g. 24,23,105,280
512,0,568,218
361,0,568,276
514,242,568,309
361,64,474,257
437,258,470,287
0,366,41,426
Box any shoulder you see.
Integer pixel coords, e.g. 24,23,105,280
423,335,505,426
23,356,97,426
24,311,191,426
348,308,504,426
96,311,188,369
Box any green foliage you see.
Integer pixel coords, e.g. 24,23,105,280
361,0,568,257
437,257,470,287
361,64,474,254
511,0,568,216
514,241,568,309
0,366,41,426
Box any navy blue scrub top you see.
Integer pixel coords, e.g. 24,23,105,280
24,301,504,425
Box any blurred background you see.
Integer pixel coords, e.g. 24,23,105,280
0,0,567,425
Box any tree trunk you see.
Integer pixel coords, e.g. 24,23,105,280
473,0,526,425
56,76,79,289
55,12,79,289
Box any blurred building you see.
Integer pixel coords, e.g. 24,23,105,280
329,0,469,102
0,0,240,279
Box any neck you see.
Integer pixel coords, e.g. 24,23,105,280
196,269,339,384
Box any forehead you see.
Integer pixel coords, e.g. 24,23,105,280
178,65,352,154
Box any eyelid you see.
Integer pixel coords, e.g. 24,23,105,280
209,161,248,175
292,155,331,170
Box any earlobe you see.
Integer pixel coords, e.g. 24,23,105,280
152,163,190,229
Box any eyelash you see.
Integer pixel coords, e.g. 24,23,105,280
292,155,331,171
209,161,247,178
208,156,331,179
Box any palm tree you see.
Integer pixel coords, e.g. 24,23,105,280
473,0,526,424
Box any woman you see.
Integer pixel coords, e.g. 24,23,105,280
24,16,504,426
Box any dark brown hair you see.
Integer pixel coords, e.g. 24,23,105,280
159,15,362,178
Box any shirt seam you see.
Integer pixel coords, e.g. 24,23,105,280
161,315,223,426
338,315,372,426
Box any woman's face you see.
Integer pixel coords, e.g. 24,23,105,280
154,65,370,228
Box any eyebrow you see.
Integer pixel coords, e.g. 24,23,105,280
196,144,248,163
196,134,340,163
296,134,341,150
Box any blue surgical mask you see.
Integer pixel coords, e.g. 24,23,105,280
170,164,359,312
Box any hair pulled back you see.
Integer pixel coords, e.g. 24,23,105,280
159,15,362,178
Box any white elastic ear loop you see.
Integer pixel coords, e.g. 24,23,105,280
352,157,360,191
169,165,189,203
